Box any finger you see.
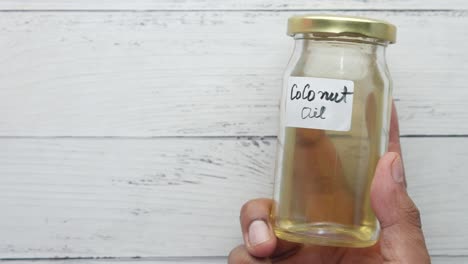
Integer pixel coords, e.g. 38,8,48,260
388,101,407,187
240,198,299,258
228,245,271,264
370,152,430,263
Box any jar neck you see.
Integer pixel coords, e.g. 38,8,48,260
289,34,389,79
294,33,389,46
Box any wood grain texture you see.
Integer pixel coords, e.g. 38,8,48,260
0,138,273,257
2,256,467,264
0,11,467,137
0,137,466,257
0,0,467,10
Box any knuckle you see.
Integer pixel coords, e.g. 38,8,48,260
228,245,254,264
401,199,422,228
228,245,242,264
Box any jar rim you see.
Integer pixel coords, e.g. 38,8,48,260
287,15,397,44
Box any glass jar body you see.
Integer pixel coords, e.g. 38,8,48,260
272,35,393,247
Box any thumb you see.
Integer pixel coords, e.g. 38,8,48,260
371,152,431,263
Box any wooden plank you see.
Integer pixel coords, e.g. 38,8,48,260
0,137,467,257
2,256,467,264
0,0,467,10
0,11,467,137
404,139,468,257
0,258,224,264
0,138,273,257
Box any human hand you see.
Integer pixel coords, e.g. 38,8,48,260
229,105,431,263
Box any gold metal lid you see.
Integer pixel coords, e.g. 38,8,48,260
287,15,397,43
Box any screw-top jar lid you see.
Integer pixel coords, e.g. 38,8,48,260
287,15,397,43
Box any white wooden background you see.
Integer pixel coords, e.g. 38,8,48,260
0,1,467,263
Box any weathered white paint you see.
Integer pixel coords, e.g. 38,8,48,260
0,11,467,136
0,138,466,258
0,0,466,261
0,0,467,10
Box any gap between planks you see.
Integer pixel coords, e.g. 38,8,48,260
0,255,467,263
0,9,463,12
0,135,467,140
0,256,226,262
0,0,467,12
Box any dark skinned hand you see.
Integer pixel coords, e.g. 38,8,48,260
229,104,430,264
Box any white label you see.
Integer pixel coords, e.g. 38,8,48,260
286,76,354,131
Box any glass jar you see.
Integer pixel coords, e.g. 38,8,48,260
272,15,397,247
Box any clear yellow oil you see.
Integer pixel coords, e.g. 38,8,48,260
272,37,392,247
272,126,381,247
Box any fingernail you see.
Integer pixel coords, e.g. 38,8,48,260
248,220,271,246
391,154,405,184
